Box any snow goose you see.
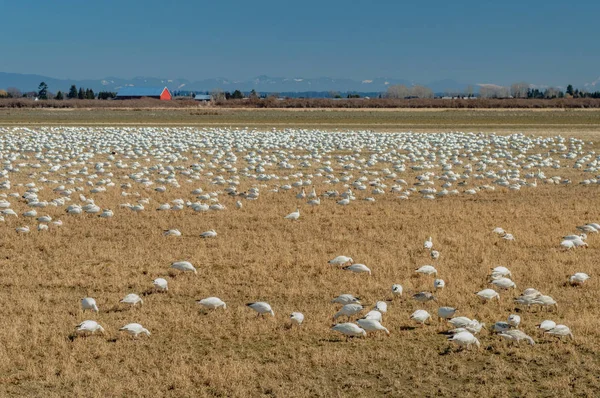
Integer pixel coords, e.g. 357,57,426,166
536,320,556,332
491,277,516,290
361,310,383,322
153,278,168,291
424,237,433,250
437,307,458,320
284,208,300,220
434,279,445,290
331,294,361,305
333,303,363,321
357,318,390,336
119,323,151,338
412,291,436,303
171,261,197,274
476,289,500,302
545,325,574,340
569,272,590,286
75,320,105,335
343,263,371,275
498,329,535,346
374,301,387,313
448,331,480,350
81,297,99,312
197,297,227,310
331,323,366,338
410,309,431,325
163,229,181,237
448,317,472,328
391,284,403,297
328,256,353,266
247,302,274,317
120,294,143,306
415,265,437,276
507,314,521,328
290,312,304,326
200,229,217,238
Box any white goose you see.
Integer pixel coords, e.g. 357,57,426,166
119,323,151,338
343,263,371,275
247,302,274,317
81,297,99,312
197,297,227,310
284,208,300,220
75,320,105,335
120,293,143,306
171,261,197,274
331,323,366,338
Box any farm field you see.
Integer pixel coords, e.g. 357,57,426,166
0,124,599,397
2,107,600,131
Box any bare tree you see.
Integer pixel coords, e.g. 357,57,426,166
6,87,22,98
410,85,434,99
510,82,529,98
386,85,410,99
544,87,560,98
210,88,226,101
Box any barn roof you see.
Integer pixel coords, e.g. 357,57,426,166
116,86,169,97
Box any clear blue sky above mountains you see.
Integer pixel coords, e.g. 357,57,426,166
1,0,598,86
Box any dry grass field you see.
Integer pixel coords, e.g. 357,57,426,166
2,107,600,132
0,123,599,397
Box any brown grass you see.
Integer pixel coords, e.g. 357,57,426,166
0,127,599,397
2,97,600,109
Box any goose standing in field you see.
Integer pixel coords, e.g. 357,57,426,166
236,200,242,209
576,224,598,233
410,309,431,326
120,293,143,306
119,323,151,338
247,302,274,317
569,272,590,286
415,265,437,276
328,256,353,266
490,266,512,279
430,250,440,260
197,297,227,310
491,277,517,290
153,278,168,291
81,297,99,312
531,295,558,311
476,289,500,302
16,226,30,233
434,279,445,290
437,307,458,320
545,325,574,340
343,263,371,275
493,227,506,235
536,320,556,332
448,331,480,350
290,312,304,326
498,329,535,346
412,291,437,303
75,320,105,336
507,314,521,328
561,239,587,249
361,310,383,321
200,229,217,238
424,237,433,250
331,323,366,338
357,318,390,336
391,284,403,297
331,294,361,305
284,208,300,221
448,317,473,329
501,233,515,241
374,301,387,313
171,261,197,274
333,303,364,321
163,229,181,237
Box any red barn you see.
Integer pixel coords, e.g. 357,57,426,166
115,86,172,100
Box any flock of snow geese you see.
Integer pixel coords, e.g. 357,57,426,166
0,126,596,350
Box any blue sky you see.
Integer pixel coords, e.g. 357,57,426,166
1,0,598,86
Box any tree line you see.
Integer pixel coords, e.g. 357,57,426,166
0,82,116,100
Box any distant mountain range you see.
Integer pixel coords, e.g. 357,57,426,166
1,72,597,95
0,72,472,94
